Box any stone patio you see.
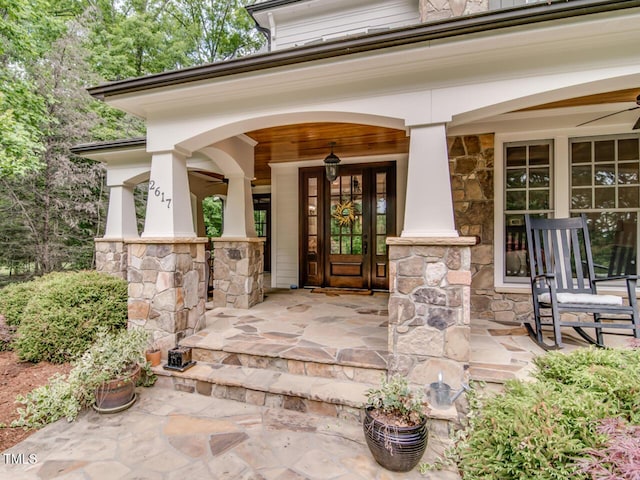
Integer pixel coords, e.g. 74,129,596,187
185,285,628,388
4,285,629,479
188,286,547,388
0,385,459,480
191,287,390,370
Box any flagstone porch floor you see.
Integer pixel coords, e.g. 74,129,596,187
194,288,390,372
195,285,629,387
195,286,553,386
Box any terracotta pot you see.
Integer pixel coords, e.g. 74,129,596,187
363,407,428,472
145,349,161,367
94,363,140,413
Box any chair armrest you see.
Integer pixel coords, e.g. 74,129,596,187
593,275,638,283
533,273,556,281
592,275,637,298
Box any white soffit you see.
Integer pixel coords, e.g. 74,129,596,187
105,8,640,119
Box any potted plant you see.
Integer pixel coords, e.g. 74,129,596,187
145,341,161,367
363,375,428,472
13,328,156,427
78,328,155,413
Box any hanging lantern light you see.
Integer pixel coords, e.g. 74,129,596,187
324,142,341,182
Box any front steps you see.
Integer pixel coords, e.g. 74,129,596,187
154,331,520,421
153,330,389,423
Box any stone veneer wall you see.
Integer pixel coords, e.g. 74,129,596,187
419,0,488,21
94,239,127,279
212,238,264,309
448,134,532,323
387,238,475,389
126,239,208,354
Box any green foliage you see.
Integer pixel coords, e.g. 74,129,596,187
203,196,223,237
366,375,425,426
533,347,640,423
13,328,156,428
0,278,42,325
13,271,128,363
453,347,640,479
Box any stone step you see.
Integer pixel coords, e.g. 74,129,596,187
469,361,534,390
153,362,371,422
180,331,388,385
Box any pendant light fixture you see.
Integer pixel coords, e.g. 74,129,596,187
324,142,341,182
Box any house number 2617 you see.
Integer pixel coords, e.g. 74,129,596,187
149,180,172,209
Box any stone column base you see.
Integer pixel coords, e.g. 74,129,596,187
212,238,264,309
126,238,208,354
95,239,127,279
387,236,476,413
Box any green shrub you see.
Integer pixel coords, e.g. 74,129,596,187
13,271,128,363
454,347,640,480
13,328,155,428
0,279,43,326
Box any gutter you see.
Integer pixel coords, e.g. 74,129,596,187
70,137,146,154
246,0,309,13
88,0,640,99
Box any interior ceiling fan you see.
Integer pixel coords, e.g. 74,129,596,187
577,94,640,129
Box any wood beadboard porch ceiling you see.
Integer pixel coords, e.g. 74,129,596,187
517,87,640,111
245,122,409,186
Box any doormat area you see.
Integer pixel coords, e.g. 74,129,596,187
311,288,373,296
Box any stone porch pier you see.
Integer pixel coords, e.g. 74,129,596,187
126,238,209,353
211,237,264,309
387,236,476,448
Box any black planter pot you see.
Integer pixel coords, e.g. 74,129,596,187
363,407,428,472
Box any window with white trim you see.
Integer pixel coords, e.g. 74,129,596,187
503,140,553,282
500,134,640,284
569,135,639,277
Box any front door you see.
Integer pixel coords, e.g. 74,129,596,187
300,162,395,290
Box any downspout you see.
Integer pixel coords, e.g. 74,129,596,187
246,8,272,52
256,24,272,52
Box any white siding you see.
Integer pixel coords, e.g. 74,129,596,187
271,165,299,289
272,0,419,50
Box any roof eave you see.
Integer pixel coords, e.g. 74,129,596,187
88,0,640,100
70,137,147,154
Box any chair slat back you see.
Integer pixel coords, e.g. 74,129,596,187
608,220,637,276
525,215,595,294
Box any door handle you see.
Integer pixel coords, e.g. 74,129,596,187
363,241,368,254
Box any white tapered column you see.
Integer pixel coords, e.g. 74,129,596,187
104,185,138,239
223,174,257,238
142,150,195,238
402,123,458,237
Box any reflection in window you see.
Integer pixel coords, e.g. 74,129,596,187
307,177,318,257
503,140,553,279
570,136,640,277
330,174,362,255
376,172,388,257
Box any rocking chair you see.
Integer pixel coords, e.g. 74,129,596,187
524,214,640,350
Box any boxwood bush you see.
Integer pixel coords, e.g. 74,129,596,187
454,346,640,479
8,271,128,363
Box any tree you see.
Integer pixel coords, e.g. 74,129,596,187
0,0,51,178
0,0,265,275
168,0,265,65
203,196,224,237
0,16,105,273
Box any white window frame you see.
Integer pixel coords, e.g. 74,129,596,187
495,126,639,294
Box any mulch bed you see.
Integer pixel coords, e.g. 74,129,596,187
0,351,71,452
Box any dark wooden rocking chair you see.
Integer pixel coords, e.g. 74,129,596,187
525,214,640,350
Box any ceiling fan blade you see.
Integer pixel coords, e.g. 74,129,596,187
577,106,640,127
633,116,640,130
